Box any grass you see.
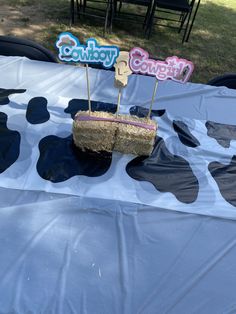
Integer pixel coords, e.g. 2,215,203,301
1,0,236,83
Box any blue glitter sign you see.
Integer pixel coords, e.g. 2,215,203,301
56,32,119,69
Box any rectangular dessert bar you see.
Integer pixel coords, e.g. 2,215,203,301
73,111,157,156
114,115,157,156
73,111,117,152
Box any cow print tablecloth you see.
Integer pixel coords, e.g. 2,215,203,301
1,84,236,219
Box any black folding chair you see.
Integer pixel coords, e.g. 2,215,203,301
146,0,201,43
70,0,112,33
0,36,58,63
111,0,154,32
207,74,236,90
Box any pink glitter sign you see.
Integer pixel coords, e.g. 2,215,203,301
129,47,194,83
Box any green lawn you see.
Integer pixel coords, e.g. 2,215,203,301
2,0,236,83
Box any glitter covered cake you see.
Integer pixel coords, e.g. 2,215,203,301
73,111,157,156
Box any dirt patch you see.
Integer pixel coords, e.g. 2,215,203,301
0,3,53,42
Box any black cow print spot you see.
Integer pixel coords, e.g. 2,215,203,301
206,121,236,148
0,112,21,173
130,106,165,118
37,135,112,183
26,97,50,124
64,99,117,119
173,120,200,148
209,157,236,207
0,88,26,106
126,136,199,204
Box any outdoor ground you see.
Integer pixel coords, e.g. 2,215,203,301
0,0,235,83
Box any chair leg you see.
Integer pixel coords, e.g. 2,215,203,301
143,1,152,29
185,0,201,42
182,6,194,43
179,12,184,22
145,1,155,39
113,0,117,16
110,0,115,32
76,0,80,19
178,12,187,33
70,0,75,26
118,0,123,12
104,0,112,34
143,10,148,29
83,0,86,12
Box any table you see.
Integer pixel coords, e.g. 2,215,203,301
0,55,236,313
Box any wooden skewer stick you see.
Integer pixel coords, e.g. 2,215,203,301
116,88,122,117
147,80,159,120
86,64,91,114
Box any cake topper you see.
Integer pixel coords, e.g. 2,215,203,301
114,51,132,88
129,47,194,83
56,32,119,68
56,33,119,115
129,47,194,118
114,51,132,117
